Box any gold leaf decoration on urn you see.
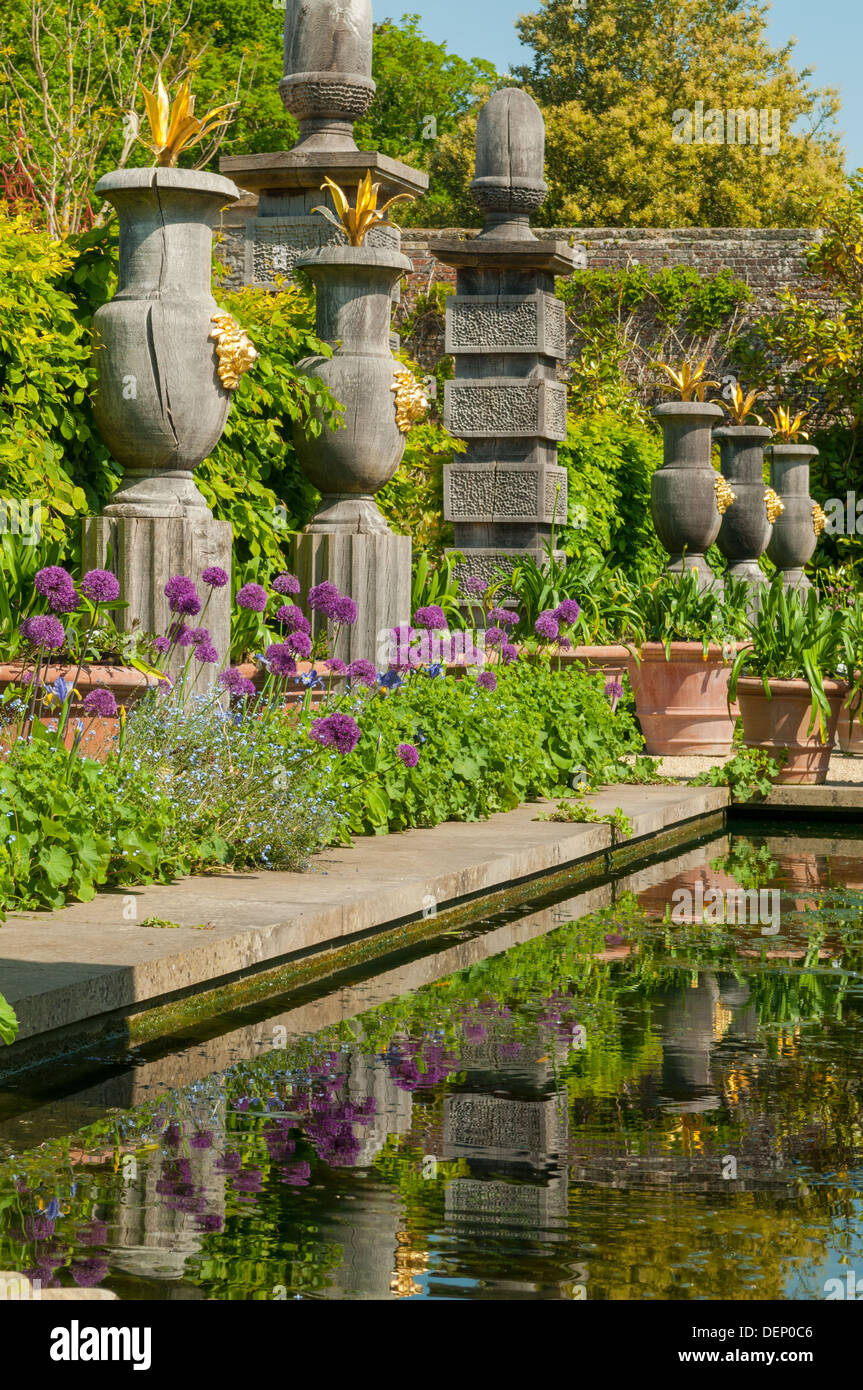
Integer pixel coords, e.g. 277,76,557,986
765,487,785,525
812,502,828,537
210,312,258,389
391,367,429,434
714,475,737,515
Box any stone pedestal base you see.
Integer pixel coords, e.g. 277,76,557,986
82,513,232,689
295,529,411,668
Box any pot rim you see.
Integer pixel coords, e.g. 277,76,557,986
713,424,773,439
95,166,240,204
0,661,156,689
636,641,744,660
736,675,849,696
652,401,724,420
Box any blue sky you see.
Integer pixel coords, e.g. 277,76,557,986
396,0,862,171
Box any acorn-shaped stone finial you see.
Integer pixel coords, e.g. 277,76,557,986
280,0,376,151
471,88,548,238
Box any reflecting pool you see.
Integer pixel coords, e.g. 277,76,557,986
2,827,863,1300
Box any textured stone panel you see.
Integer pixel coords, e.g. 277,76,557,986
247,217,400,287
446,292,565,359
445,464,567,523
443,1093,568,1162
445,379,568,440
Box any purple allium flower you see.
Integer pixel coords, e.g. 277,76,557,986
477,671,497,692
23,1215,55,1240
276,604,310,634
20,614,66,651
190,1130,214,1149
286,630,312,659
413,604,447,631
164,575,202,616
462,575,486,596
535,612,560,640
263,643,296,678
324,658,348,675
153,636,171,655
488,607,518,628
273,572,301,597
219,666,256,697
83,687,117,717
555,599,581,625
34,566,75,602
332,594,358,625
70,1258,109,1288
309,713,362,755
197,1213,224,1233
347,659,378,687
215,1152,242,1174
397,742,420,767
605,679,624,700
202,566,229,589
558,636,573,652
175,625,195,648
484,626,505,647
194,643,219,664
236,582,268,612
48,586,81,614
307,581,341,616
80,568,120,603
500,642,519,664
188,626,211,647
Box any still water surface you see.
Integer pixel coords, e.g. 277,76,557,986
2,827,863,1300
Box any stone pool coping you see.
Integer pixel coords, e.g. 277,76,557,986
0,786,726,1064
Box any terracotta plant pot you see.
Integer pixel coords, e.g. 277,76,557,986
736,676,847,783
836,687,863,754
0,662,158,758
626,643,739,757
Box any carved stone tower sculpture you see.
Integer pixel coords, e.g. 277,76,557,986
431,89,582,589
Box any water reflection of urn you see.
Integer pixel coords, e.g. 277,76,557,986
91,167,242,518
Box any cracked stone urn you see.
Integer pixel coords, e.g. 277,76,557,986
91,167,242,518
293,241,414,663
714,424,773,596
765,443,820,592
83,166,244,680
280,0,375,152
651,401,724,586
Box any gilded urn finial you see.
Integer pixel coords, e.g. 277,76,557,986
137,66,236,168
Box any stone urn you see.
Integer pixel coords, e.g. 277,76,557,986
714,425,773,594
91,167,242,518
280,0,376,152
292,243,414,533
651,402,724,586
765,443,820,592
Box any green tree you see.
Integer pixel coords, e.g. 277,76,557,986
512,0,845,227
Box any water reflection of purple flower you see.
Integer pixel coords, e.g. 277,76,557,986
70,1257,110,1288
190,1130,214,1150
76,1221,108,1247
281,1161,311,1186
197,1213,225,1233
232,1169,264,1193
463,1021,487,1042
232,1098,252,1113
216,1152,243,1175
23,1214,55,1240
163,1122,183,1148
386,1037,458,1092
498,1042,523,1059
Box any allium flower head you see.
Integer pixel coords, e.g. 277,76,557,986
488,607,518,628
555,599,581,625
188,627,211,647
463,575,486,596
165,575,202,616
396,742,420,767
194,643,219,664
484,626,505,648
34,566,74,600
83,688,117,717
332,595,358,625
48,586,81,614
276,604,310,634
500,642,519,664
20,614,65,651
535,612,560,640
347,659,378,687
236,582,268,612
413,604,447,631
266,643,297,678
307,581,341,616
174,624,195,648
219,667,256,697
202,566,229,589
80,569,120,603
324,658,347,675
558,636,573,652
273,572,301,597
309,713,361,755
153,636,171,655
477,671,497,692
605,679,624,710
286,630,312,659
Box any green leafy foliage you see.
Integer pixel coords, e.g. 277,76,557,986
332,663,643,837
692,747,788,803
624,570,752,655
0,992,17,1045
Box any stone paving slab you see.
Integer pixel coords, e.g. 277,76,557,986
0,786,725,1048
